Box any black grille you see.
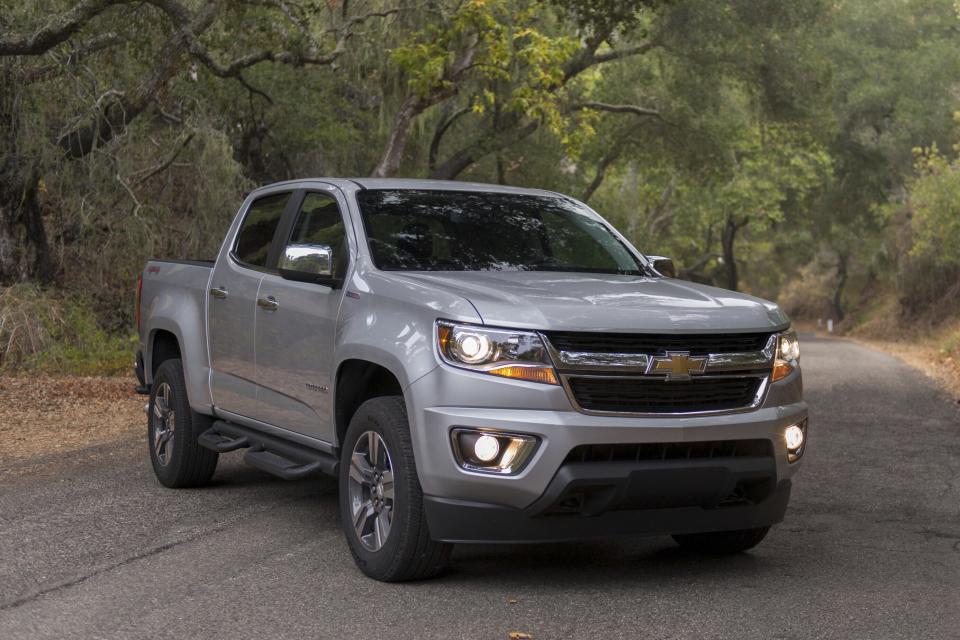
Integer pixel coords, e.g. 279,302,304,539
568,376,762,413
564,439,773,464
545,331,772,356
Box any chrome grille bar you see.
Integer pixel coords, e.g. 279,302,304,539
544,334,777,375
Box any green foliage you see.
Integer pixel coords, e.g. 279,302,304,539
0,285,135,375
1,0,959,372
906,140,960,267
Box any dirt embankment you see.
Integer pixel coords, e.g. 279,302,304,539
0,376,144,464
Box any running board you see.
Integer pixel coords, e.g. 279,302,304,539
198,420,338,479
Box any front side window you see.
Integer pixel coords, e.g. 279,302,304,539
356,189,643,274
234,192,289,267
287,192,349,277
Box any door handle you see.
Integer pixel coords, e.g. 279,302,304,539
257,296,279,311
209,287,228,299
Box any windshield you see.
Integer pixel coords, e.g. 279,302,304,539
356,189,644,274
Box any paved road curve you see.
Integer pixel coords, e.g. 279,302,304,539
2,337,959,639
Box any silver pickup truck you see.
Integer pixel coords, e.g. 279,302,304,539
135,178,807,581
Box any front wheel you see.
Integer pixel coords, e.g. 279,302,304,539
672,526,771,554
338,396,452,581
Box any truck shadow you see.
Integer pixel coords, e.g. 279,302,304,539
443,539,772,588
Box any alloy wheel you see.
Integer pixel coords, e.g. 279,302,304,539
152,382,176,466
347,431,395,551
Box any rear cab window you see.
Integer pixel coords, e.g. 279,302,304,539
233,192,290,269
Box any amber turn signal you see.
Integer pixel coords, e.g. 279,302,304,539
488,364,558,385
772,360,794,382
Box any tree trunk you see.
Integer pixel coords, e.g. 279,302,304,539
372,43,476,178
0,171,52,285
720,216,740,291
371,94,424,177
832,253,848,322
0,66,53,284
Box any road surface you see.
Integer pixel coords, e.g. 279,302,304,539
2,337,959,639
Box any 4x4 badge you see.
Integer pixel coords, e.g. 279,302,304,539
646,351,707,381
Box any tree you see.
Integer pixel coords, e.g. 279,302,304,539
0,0,394,284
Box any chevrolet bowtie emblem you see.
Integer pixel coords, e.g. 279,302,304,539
646,350,707,381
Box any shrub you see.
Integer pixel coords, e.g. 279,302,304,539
0,285,135,376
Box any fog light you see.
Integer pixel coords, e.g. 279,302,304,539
785,420,807,463
785,424,804,450
473,434,500,462
451,428,539,475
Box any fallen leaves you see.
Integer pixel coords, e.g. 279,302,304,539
0,375,142,464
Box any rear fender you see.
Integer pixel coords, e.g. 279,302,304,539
143,284,213,413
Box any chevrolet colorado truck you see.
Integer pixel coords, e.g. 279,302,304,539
135,178,807,581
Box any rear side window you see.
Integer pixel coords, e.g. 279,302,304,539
234,192,289,267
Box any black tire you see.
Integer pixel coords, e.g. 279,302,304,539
672,526,771,554
148,358,218,488
338,396,452,582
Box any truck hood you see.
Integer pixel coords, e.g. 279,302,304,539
392,271,788,333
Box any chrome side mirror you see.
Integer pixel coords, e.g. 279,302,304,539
647,255,676,278
279,244,340,286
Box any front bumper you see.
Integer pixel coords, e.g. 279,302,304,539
406,365,806,541
425,481,792,543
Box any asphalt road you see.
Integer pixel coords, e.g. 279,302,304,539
2,337,959,640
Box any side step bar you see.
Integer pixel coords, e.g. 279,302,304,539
198,420,338,480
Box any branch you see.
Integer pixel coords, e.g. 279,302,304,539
57,2,218,158
23,32,125,84
563,41,656,81
680,253,721,279
591,42,658,66
131,132,194,185
582,145,623,203
434,38,659,180
429,118,539,180
580,121,650,202
189,7,401,78
0,0,133,56
571,101,659,118
429,104,471,172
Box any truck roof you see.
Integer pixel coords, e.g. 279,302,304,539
248,177,561,199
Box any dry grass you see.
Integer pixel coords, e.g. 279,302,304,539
0,375,144,464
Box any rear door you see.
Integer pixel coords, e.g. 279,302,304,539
251,187,352,442
208,191,292,418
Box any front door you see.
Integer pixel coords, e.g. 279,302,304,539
208,191,291,418
251,188,352,442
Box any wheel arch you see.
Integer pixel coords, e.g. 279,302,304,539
149,329,181,377
145,315,212,413
334,357,406,447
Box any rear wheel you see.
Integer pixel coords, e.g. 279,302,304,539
672,526,770,554
148,358,218,488
338,396,452,581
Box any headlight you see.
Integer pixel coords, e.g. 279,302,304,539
437,321,558,385
772,328,800,382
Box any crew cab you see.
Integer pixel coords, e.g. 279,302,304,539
135,178,807,581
